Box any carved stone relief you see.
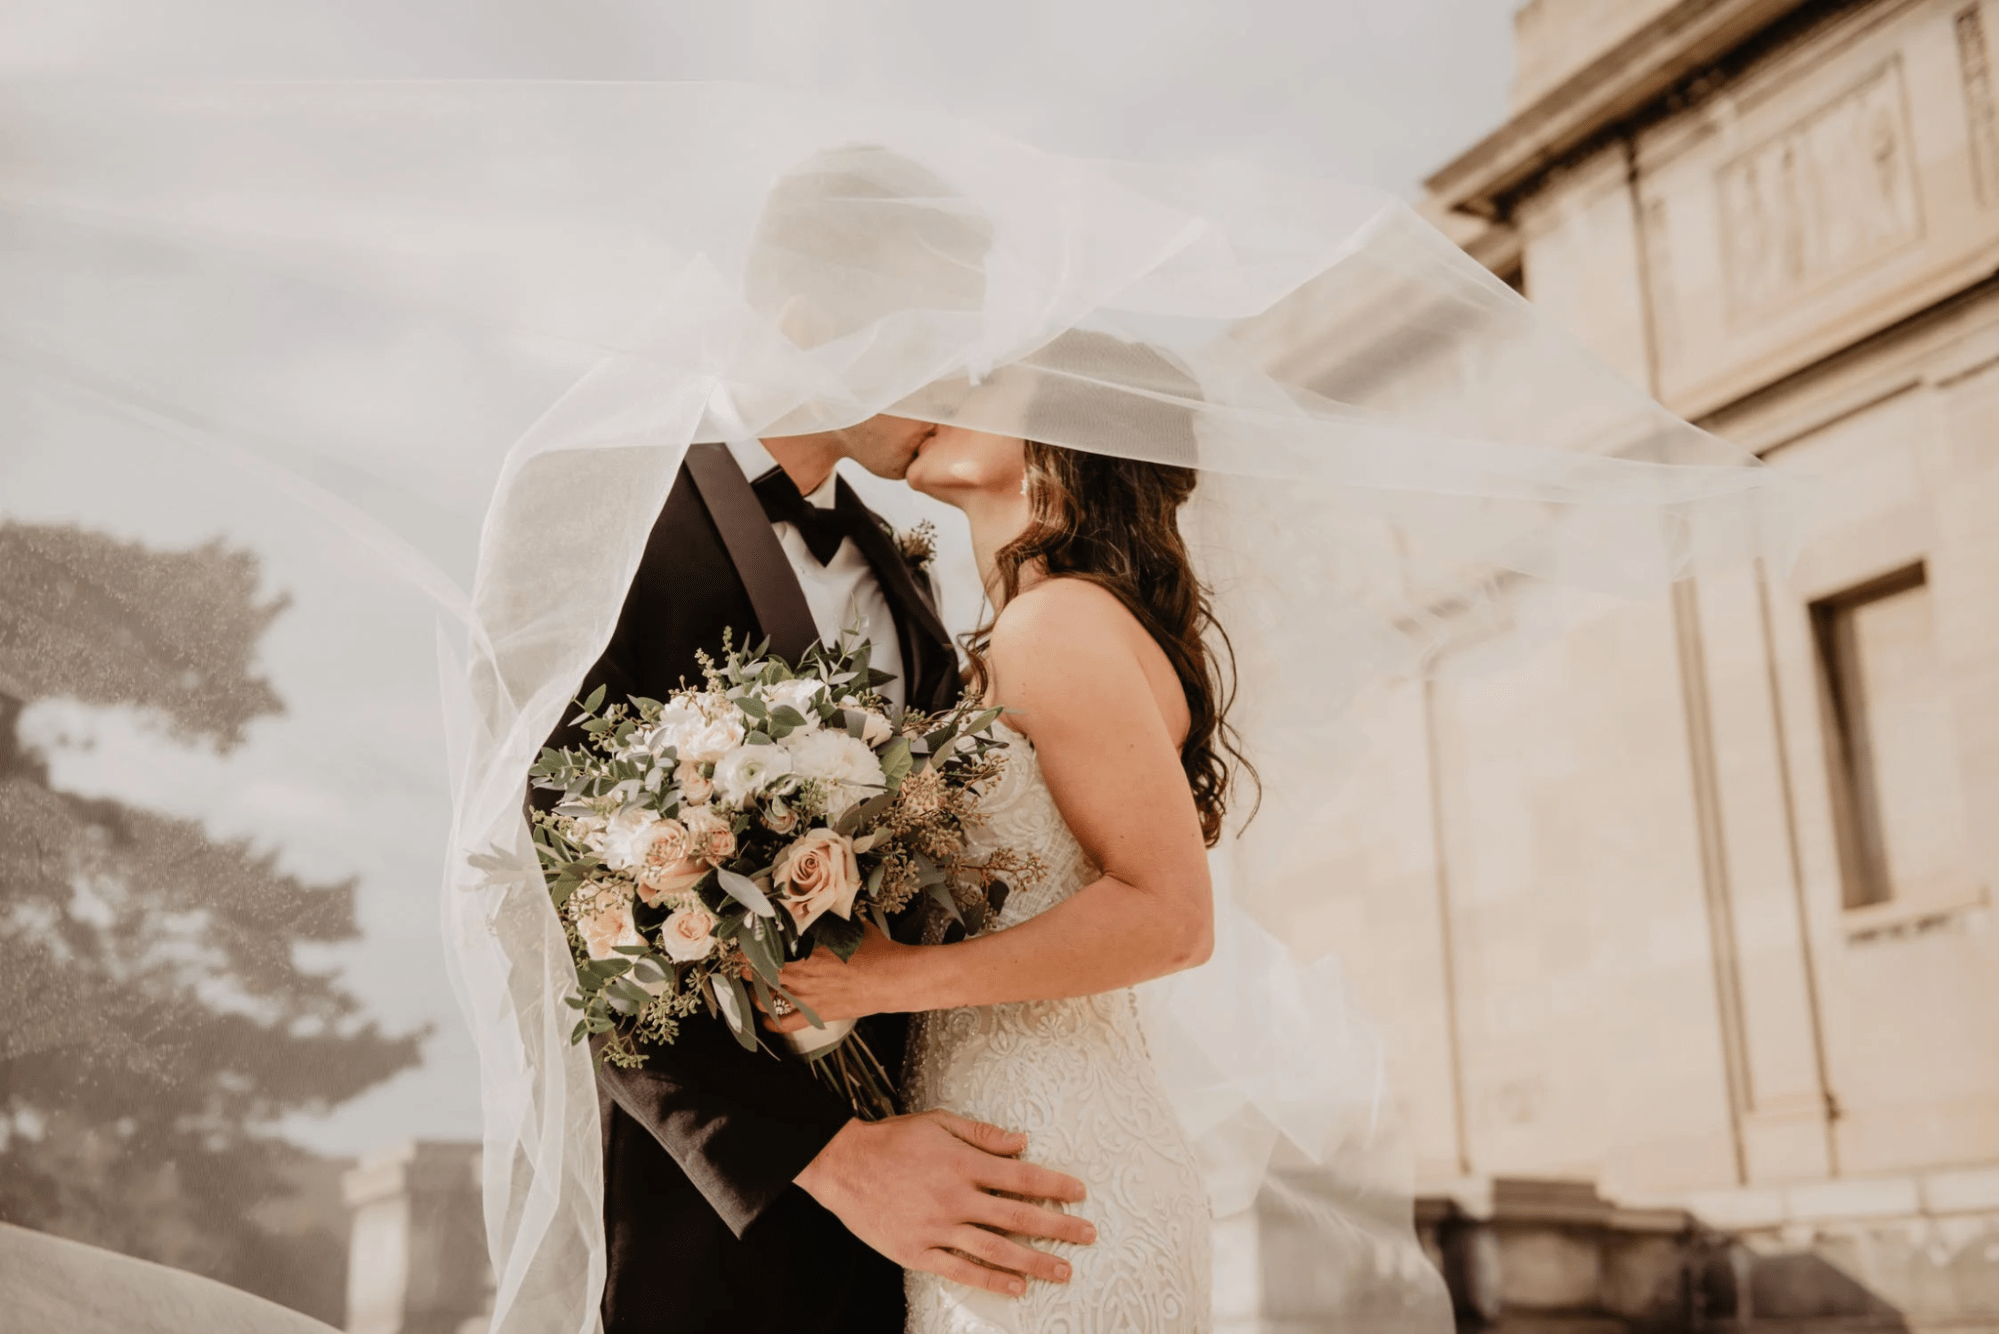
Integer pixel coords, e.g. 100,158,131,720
1957,4,1999,205
1717,59,1923,317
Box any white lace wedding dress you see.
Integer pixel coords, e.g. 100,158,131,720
903,725,1213,1334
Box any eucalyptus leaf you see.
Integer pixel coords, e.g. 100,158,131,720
812,911,865,961
878,739,913,789
736,918,782,982
717,868,777,918
926,882,965,925
713,972,757,1051
746,971,784,1028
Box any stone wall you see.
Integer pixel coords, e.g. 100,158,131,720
1384,0,1999,1329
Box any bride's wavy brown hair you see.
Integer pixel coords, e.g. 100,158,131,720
964,440,1258,846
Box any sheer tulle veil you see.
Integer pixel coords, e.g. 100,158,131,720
0,81,1799,1330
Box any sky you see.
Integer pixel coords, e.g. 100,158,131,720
0,0,1516,196
2,1,1518,1155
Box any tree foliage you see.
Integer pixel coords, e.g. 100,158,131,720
0,522,421,1325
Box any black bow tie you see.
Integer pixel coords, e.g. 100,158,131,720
752,468,852,566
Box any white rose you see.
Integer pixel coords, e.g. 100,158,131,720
574,889,644,961
566,813,608,855
598,806,661,872
787,728,887,814
680,715,747,765
765,678,826,730
859,711,894,748
657,905,719,963
646,702,706,756
711,743,795,807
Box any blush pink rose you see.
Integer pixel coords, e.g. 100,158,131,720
772,828,862,932
676,759,714,804
574,889,643,961
684,806,737,864
658,905,719,963
636,820,705,906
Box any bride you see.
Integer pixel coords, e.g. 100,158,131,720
774,422,1239,1332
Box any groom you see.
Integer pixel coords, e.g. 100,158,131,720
549,419,1094,1333
544,146,1093,1333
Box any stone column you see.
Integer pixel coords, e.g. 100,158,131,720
341,1141,492,1334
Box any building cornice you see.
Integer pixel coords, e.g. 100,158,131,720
1425,0,1812,219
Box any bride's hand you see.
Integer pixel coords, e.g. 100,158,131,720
767,922,914,1031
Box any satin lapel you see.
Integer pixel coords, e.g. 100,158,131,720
683,443,820,663
835,479,956,707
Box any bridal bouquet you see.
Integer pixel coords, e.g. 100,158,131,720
527,634,1029,1118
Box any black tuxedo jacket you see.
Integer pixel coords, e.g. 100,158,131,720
546,444,959,1334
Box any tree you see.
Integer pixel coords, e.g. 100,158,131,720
0,522,423,1325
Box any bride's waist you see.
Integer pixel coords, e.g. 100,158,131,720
909,989,1142,1043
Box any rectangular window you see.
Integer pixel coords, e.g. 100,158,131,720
1812,563,1966,912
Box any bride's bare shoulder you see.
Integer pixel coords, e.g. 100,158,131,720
985,577,1190,744
985,578,1156,696
989,578,1138,655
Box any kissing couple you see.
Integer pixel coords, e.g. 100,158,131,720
553,146,1234,1334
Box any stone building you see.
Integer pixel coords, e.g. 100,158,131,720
1260,0,1999,1328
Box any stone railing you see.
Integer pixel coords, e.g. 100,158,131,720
1417,1177,1912,1333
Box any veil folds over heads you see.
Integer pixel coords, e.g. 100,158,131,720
0,80,1799,1330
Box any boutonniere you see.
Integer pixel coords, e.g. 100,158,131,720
892,519,937,574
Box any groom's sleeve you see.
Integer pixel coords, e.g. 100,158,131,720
594,1020,853,1237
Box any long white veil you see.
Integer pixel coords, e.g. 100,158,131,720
0,80,1800,1331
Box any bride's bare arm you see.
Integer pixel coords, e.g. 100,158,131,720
775,579,1213,1021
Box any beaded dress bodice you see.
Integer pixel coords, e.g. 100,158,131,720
903,726,1211,1334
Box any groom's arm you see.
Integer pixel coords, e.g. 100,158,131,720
601,1030,1097,1293
594,1018,851,1237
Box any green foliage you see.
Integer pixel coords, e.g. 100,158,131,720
537,631,1022,1111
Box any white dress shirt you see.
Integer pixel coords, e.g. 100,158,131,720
726,438,907,708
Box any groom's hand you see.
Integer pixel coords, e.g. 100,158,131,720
794,1109,1094,1297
